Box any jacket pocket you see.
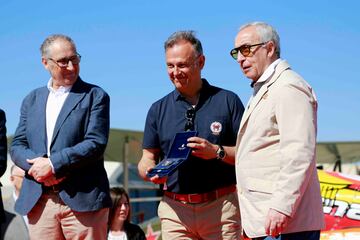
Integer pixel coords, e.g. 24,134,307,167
246,177,275,194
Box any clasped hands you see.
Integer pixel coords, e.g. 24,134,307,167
27,157,65,186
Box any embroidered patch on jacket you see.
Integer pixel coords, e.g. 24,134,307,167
210,121,222,135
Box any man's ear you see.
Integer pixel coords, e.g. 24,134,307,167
198,54,205,69
267,41,276,58
42,57,49,70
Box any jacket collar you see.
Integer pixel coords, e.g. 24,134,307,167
49,77,87,146
238,60,291,132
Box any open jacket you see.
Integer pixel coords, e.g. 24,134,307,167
235,60,325,238
10,78,111,215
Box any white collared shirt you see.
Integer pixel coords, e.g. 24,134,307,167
252,58,282,96
46,79,72,155
246,59,282,109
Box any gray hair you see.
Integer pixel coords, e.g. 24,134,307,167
164,30,203,56
40,34,76,58
240,22,281,57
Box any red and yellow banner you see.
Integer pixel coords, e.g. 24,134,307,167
319,170,360,239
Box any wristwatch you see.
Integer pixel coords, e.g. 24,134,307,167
216,145,226,160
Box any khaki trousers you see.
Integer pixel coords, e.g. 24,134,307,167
158,191,242,240
28,192,109,240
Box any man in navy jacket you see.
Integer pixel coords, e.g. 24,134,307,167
11,34,111,240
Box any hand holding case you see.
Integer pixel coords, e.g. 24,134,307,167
146,131,197,178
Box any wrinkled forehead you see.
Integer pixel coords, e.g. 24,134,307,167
166,42,197,63
235,26,260,46
48,39,77,57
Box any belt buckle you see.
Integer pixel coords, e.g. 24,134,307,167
188,193,201,203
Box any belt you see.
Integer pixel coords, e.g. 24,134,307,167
164,185,236,204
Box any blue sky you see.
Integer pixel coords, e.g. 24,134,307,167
1,1,359,141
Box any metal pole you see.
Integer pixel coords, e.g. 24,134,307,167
124,136,129,192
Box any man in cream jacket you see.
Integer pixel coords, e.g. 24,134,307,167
231,22,325,240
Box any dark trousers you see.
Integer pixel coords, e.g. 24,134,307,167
252,230,320,240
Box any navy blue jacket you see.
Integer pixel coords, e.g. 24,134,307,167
10,78,111,215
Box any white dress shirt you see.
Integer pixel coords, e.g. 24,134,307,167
247,58,282,109
46,79,71,157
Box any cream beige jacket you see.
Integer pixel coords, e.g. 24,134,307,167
235,60,325,238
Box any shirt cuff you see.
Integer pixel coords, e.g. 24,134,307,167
48,157,55,174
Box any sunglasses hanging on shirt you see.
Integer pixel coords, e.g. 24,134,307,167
184,107,195,131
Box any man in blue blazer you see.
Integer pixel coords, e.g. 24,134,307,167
10,34,111,239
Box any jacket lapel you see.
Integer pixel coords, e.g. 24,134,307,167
238,60,291,132
37,87,49,152
50,79,86,146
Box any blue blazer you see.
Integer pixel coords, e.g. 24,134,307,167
10,78,112,215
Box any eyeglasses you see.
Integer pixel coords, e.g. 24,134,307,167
230,42,267,60
48,53,81,68
184,107,195,131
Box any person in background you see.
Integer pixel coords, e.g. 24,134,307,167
1,165,29,240
108,187,146,240
0,109,7,234
138,30,244,239
231,21,325,240
10,34,111,239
